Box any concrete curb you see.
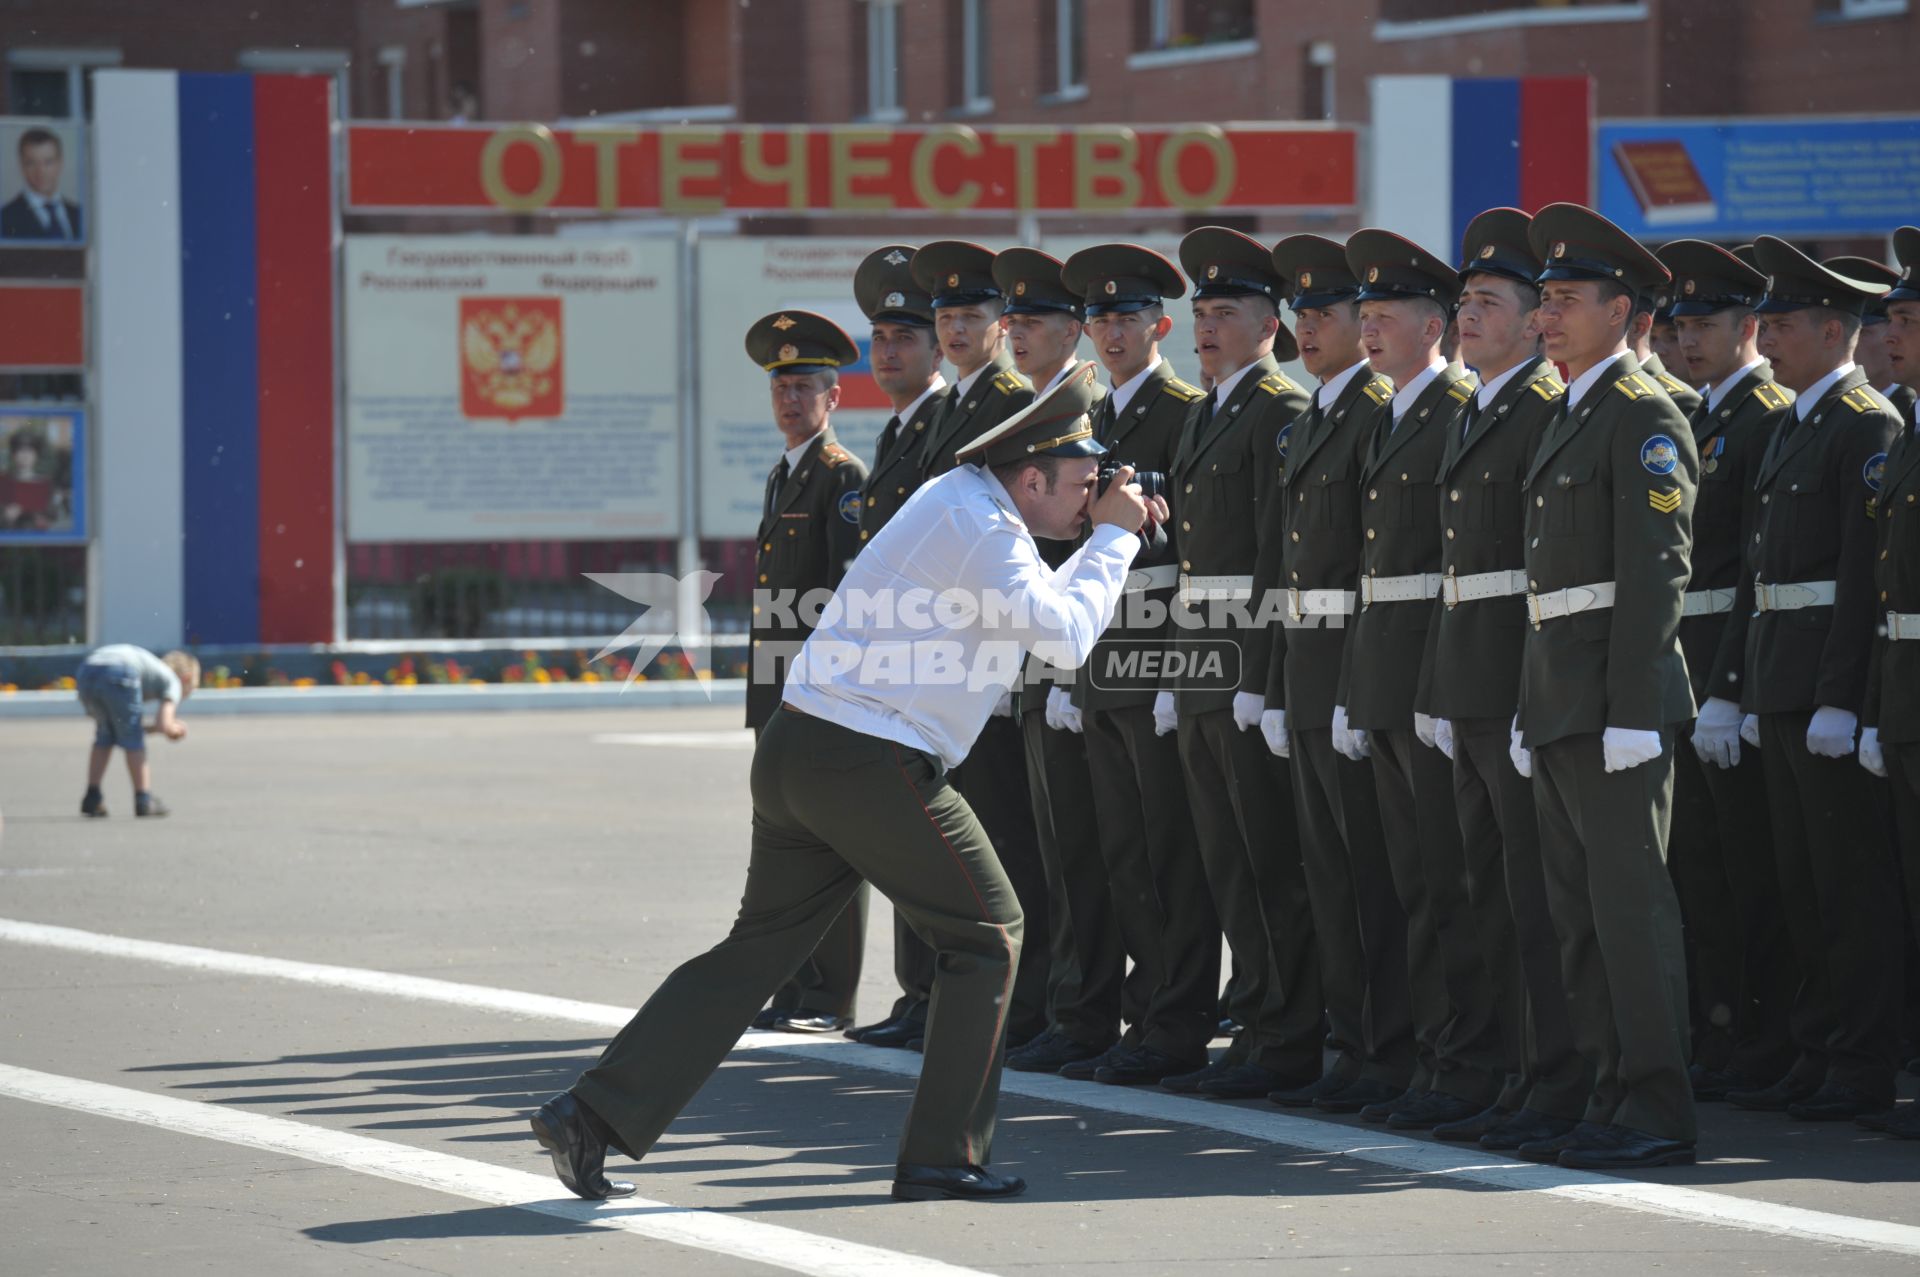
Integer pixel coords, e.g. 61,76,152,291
0,679,747,718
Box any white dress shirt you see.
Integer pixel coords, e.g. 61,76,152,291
894,375,948,424
1315,359,1370,411
1707,357,1766,413
1390,359,1448,426
1209,358,1263,408
27,191,74,238
952,361,994,401
1566,349,1630,416
1473,359,1529,410
781,427,828,472
1795,362,1857,421
784,465,1140,767
1108,356,1164,416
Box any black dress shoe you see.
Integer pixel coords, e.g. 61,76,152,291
847,1014,898,1042
1557,1123,1696,1170
892,1163,1026,1201
1479,1107,1580,1152
751,1006,784,1030
1096,1046,1204,1087
529,1092,636,1201
860,1019,926,1050
1854,1105,1907,1133
1216,1018,1243,1038
1267,1069,1359,1108
1361,1087,1423,1123
1787,1081,1890,1121
1387,1092,1486,1131
1313,1077,1405,1114
1007,1030,1110,1074
1059,1041,1129,1081
778,1012,854,1033
1199,1062,1299,1099
1516,1119,1611,1164
1432,1104,1515,1143
1888,1108,1920,1140
1161,1056,1234,1094
1691,1064,1770,1103
1727,1072,1821,1111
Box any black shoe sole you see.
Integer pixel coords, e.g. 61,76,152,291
1559,1148,1696,1170
891,1181,1025,1201
529,1111,634,1201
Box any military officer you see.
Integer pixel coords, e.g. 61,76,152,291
1058,242,1219,1085
1328,230,1498,1132
1859,225,1920,1140
847,241,1039,1052
1649,299,1691,397
1726,239,1904,1123
1160,226,1322,1099
1422,209,1590,1150
1656,239,1799,1101
1509,204,1698,1170
1633,291,1704,417
1246,235,1409,1116
1829,256,1919,424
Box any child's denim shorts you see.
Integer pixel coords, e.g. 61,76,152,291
76,661,145,750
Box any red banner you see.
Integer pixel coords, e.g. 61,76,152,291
346,122,1358,215
0,282,84,370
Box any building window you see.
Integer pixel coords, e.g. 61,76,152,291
1137,0,1256,50
1301,41,1334,121
1380,0,1640,18
5,47,122,119
1823,0,1908,17
1046,0,1086,94
959,0,992,109
866,0,903,120
376,46,406,121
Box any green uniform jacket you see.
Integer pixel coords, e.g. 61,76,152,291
1167,355,1310,716
858,383,949,547
746,428,867,730
1340,363,1477,729
1679,364,1792,706
919,350,1032,480
1253,367,1394,729
1883,382,1916,425
1642,352,1703,419
1742,367,1897,716
1517,352,1698,749
1865,409,1920,742
1075,361,1208,712
1421,356,1564,723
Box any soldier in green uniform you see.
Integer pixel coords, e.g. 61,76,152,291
1160,226,1323,1099
1509,204,1698,1170
1726,239,1904,1123
1656,240,1799,1101
1248,234,1410,1115
1332,230,1499,1132
844,241,1038,1052
1633,291,1704,418
1829,255,1919,424
1859,225,1920,1140
1059,242,1219,1085
1649,299,1690,396
1422,209,1590,1150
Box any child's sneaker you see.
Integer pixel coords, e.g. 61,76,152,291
80,787,108,818
134,792,169,818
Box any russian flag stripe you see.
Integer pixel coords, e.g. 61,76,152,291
1519,76,1592,214
1450,78,1522,259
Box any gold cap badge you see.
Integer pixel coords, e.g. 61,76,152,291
1206,264,1219,279
1299,271,1312,288
947,272,960,288
1015,281,1027,296
884,249,909,266
1104,280,1117,295
1553,242,1567,258
1367,266,1380,282
1479,244,1495,259
772,314,796,330
778,343,798,362
1683,279,1696,295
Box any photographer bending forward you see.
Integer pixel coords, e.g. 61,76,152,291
534,363,1165,1202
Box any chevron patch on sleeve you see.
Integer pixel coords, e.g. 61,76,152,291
1648,487,1683,514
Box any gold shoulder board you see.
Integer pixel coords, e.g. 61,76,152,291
1362,377,1393,404
1531,376,1566,401
1164,378,1205,402
1658,372,1691,395
1842,388,1880,414
992,372,1024,395
1446,382,1473,404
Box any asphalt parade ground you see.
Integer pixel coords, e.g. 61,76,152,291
3,705,1918,1275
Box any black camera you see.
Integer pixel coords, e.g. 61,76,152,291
1096,459,1167,502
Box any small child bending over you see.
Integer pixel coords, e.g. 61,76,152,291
75,644,199,818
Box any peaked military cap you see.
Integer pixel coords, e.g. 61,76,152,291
1732,244,1759,269
856,245,934,326
993,247,1082,318
1754,236,1890,316
954,361,1107,467
912,239,1002,309
745,310,859,374
1458,207,1541,291
1347,228,1461,306
1529,203,1671,297
1825,255,1903,323
1179,226,1297,359
1061,242,1185,317
1272,234,1361,312
1656,239,1766,316
1888,226,1920,303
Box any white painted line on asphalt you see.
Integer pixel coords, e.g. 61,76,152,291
0,1063,997,1277
592,730,756,748
7,916,1919,1259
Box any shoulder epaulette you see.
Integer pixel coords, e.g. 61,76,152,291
1841,386,1883,414
820,443,854,468
1445,381,1474,404
1530,375,1566,401
1361,376,1393,405
1163,377,1206,403
1614,373,1656,401
991,371,1025,395
1656,371,1693,397
1749,381,1793,411
1257,371,1299,396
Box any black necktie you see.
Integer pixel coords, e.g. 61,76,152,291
766,457,790,515
876,414,902,465
1098,396,1118,442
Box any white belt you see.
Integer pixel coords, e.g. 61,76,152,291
1682,588,1736,618
1178,573,1252,604
1442,569,1529,607
1888,611,1920,641
1359,572,1443,606
1123,563,1180,594
1754,580,1837,612
1526,580,1617,629
1286,587,1356,621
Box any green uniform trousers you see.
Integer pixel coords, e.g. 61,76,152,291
1532,730,1695,1141
575,705,1024,1168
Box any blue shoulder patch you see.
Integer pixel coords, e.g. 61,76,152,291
1640,435,1679,476
1275,422,1292,457
1864,451,1888,492
838,489,862,524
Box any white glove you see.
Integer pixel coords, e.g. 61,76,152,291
1602,726,1663,774
1414,712,1439,750
1806,705,1858,759
1434,718,1455,761
1509,715,1532,779
1691,697,1744,770
992,688,1014,718
1232,690,1264,732
1859,725,1887,778
1332,705,1371,761
1740,714,1762,750
1152,690,1178,737
1047,687,1084,734
1260,708,1291,758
